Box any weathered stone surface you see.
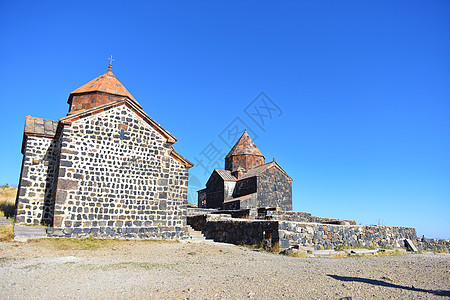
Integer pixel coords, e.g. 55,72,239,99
15,136,59,225
57,179,79,190
15,68,192,240
49,105,189,239
188,215,425,251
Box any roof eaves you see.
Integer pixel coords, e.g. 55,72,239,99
170,147,194,168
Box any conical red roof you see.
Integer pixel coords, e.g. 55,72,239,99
225,130,264,158
71,65,138,104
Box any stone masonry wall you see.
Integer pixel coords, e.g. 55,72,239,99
204,172,225,208
69,92,125,113
188,215,280,246
15,136,59,225
278,221,417,250
257,166,292,211
50,105,189,239
417,238,450,252
187,215,431,251
225,154,264,174
233,177,257,198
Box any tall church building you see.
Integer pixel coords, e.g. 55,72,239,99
15,64,193,239
198,130,292,211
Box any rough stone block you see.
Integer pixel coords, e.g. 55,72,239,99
58,179,79,190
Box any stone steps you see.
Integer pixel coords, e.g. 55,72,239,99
14,225,48,240
186,225,214,243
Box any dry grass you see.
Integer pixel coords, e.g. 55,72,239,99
0,225,14,242
0,186,17,218
31,237,178,251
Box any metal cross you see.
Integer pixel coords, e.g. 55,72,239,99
108,55,115,67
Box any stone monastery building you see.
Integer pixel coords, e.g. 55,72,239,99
198,130,292,211
15,64,193,239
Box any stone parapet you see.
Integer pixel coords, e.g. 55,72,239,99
417,238,450,252
268,210,356,225
186,216,450,251
278,221,417,250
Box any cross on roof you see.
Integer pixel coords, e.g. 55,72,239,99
108,55,115,67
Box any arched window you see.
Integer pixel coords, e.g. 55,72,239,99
120,128,125,140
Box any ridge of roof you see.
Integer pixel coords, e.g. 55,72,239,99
214,169,237,181
239,161,292,181
59,98,177,144
69,66,141,108
225,130,264,158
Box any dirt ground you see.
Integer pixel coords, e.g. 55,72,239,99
1,238,449,299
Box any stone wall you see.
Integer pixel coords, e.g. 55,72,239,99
223,193,258,210
188,215,279,246
417,238,450,252
187,215,436,251
278,221,417,250
50,105,189,239
268,210,356,225
15,136,59,225
233,177,257,198
225,154,264,174
257,166,292,211
204,172,225,208
69,92,125,113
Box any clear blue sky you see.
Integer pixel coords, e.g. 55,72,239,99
1,1,449,238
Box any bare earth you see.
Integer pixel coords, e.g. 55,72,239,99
1,239,449,299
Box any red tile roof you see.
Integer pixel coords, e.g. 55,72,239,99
225,130,264,158
70,66,139,104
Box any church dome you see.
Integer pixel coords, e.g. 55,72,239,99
67,65,141,113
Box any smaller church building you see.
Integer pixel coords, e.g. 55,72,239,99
198,130,292,211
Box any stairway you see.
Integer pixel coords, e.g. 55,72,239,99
186,225,212,243
14,225,48,241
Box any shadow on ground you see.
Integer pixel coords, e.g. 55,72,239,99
328,274,450,297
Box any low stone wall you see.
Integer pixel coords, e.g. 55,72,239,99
187,216,449,252
279,221,417,250
417,238,450,252
188,215,279,246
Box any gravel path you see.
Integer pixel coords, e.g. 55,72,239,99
1,239,449,299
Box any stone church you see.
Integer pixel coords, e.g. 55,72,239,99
198,130,292,211
15,64,193,239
